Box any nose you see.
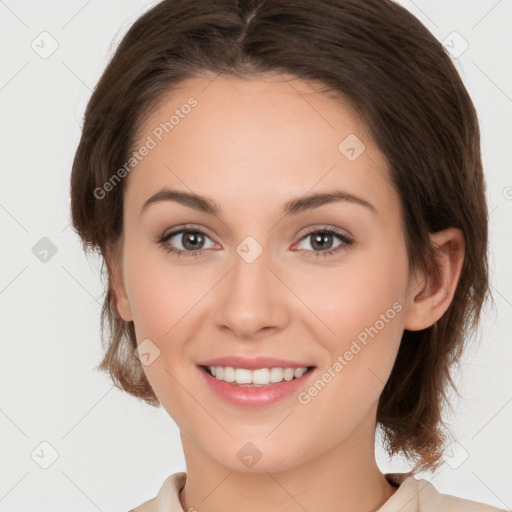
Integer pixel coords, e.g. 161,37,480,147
213,244,291,340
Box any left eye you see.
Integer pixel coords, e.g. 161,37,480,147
295,229,349,252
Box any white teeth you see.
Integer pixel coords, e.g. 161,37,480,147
270,367,285,383
252,368,270,384
223,366,235,382
235,368,252,384
208,366,309,385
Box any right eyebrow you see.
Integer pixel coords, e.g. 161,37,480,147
140,188,218,217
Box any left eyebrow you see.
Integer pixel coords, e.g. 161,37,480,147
139,188,378,217
282,190,378,216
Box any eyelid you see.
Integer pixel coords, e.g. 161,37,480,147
159,223,217,241
298,224,353,240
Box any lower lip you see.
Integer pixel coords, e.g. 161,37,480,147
198,366,316,408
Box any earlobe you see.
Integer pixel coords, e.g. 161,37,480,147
107,250,133,323
403,227,465,331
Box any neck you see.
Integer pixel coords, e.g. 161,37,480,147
178,409,398,512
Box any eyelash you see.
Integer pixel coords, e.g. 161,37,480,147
155,224,354,260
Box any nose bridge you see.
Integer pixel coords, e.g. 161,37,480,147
213,234,289,338
232,234,271,291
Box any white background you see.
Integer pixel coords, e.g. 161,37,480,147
0,1,511,510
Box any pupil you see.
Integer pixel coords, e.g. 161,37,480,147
312,233,332,251
183,231,204,250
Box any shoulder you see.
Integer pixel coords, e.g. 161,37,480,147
128,496,157,512
416,478,508,512
129,472,187,512
386,473,509,512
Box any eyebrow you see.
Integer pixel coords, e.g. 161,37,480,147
140,188,378,217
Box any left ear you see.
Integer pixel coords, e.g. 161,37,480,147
403,227,465,331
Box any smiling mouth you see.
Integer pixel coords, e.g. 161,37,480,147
200,365,316,387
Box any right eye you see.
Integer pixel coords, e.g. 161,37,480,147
157,226,218,258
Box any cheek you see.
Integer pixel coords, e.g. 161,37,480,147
298,238,408,410
123,240,208,339
300,248,407,347
122,243,204,409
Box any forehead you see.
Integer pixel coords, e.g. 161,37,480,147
125,73,397,222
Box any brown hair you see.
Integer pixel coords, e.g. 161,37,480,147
70,0,492,474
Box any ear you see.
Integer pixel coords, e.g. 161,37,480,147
106,244,133,323
403,227,465,331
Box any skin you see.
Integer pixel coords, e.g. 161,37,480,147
110,72,465,512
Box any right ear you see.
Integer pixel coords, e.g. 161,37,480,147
106,244,133,322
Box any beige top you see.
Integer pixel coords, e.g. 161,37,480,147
130,472,508,512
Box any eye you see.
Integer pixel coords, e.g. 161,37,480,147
292,227,354,258
156,225,218,258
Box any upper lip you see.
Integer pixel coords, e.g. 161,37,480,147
197,356,314,370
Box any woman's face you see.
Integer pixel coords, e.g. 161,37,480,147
113,73,421,472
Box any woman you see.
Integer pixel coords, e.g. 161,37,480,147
70,0,507,510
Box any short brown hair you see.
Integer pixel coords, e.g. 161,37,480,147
70,0,492,474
